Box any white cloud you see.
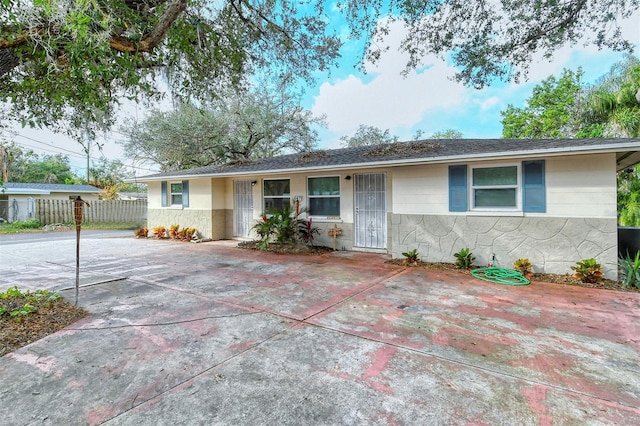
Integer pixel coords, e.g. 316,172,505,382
312,64,467,134
311,9,640,144
477,97,500,111
312,20,468,137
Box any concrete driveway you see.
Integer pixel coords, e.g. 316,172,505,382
1,232,639,425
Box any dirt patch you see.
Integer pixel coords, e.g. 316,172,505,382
386,259,639,293
1,297,89,357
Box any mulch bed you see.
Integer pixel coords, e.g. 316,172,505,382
1,297,88,357
237,240,334,255
387,259,639,293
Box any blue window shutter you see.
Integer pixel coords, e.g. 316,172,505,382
449,165,468,212
161,181,167,207
182,180,189,208
523,160,546,212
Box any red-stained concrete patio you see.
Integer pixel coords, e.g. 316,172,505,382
0,235,639,425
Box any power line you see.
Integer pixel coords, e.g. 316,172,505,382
10,132,159,174
13,133,87,158
13,140,86,160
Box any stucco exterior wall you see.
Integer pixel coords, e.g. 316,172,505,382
146,152,620,273
312,222,354,251
243,172,358,242
189,179,213,209
392,153,617,219
225,209,234,239
390,214,618,279
545,154,617,218
147,178,227,240
211,179,226,208
147,208,228,240
147,181,162,208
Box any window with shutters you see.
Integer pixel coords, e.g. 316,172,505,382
449,161,545,213
471,165,520,210
161,180,189,208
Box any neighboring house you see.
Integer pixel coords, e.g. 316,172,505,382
135,138,640,279
116,192,148,201
0,183,100,222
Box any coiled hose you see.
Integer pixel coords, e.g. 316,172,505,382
470,267,530,286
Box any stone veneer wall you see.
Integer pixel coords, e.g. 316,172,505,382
148,209,228,240
390,214,618,279
224,209,234,239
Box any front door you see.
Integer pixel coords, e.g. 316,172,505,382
354,173,387,249
234,180,253,238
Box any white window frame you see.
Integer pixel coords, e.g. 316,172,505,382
307,176,341,219
470,163,521,211
170,181,183,206
263,178,291,212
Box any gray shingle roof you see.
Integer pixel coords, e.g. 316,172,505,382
137,138,640,181
1,183,100,193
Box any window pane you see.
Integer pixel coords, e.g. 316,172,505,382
264,180,290,196
264,197,291,211
473,167,517,186
475,189,516,207
309,198,340,216
170,183,183,193
171,194,182,205
308,177,339,195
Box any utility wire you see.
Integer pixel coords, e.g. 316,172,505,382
10,132,159,174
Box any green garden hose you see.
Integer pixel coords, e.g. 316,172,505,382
470,267,530,286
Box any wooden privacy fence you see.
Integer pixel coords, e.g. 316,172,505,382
35,199,147,225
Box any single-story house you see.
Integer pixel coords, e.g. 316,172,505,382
0,183,100,222
116,192,148,201
135,138,640,279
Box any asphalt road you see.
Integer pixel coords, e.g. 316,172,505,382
0,229,132,245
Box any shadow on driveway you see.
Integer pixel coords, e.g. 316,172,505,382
1,238,639,425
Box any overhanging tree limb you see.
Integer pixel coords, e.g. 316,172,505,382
109,0,188,52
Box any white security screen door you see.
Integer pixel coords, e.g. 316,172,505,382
354,173,387,249
234,180,253,238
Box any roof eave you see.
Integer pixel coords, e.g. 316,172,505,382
3,189,51,195
133,142,640,182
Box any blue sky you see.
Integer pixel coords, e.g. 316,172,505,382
306,14,640,148
6,7,640,175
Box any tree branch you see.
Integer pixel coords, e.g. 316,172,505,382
518,0,588,48
0,27,41,49
231,0,306,52
109,0,188,52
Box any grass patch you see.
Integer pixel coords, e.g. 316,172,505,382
79,222,142,231
0,221,142,234
0,220,43,234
